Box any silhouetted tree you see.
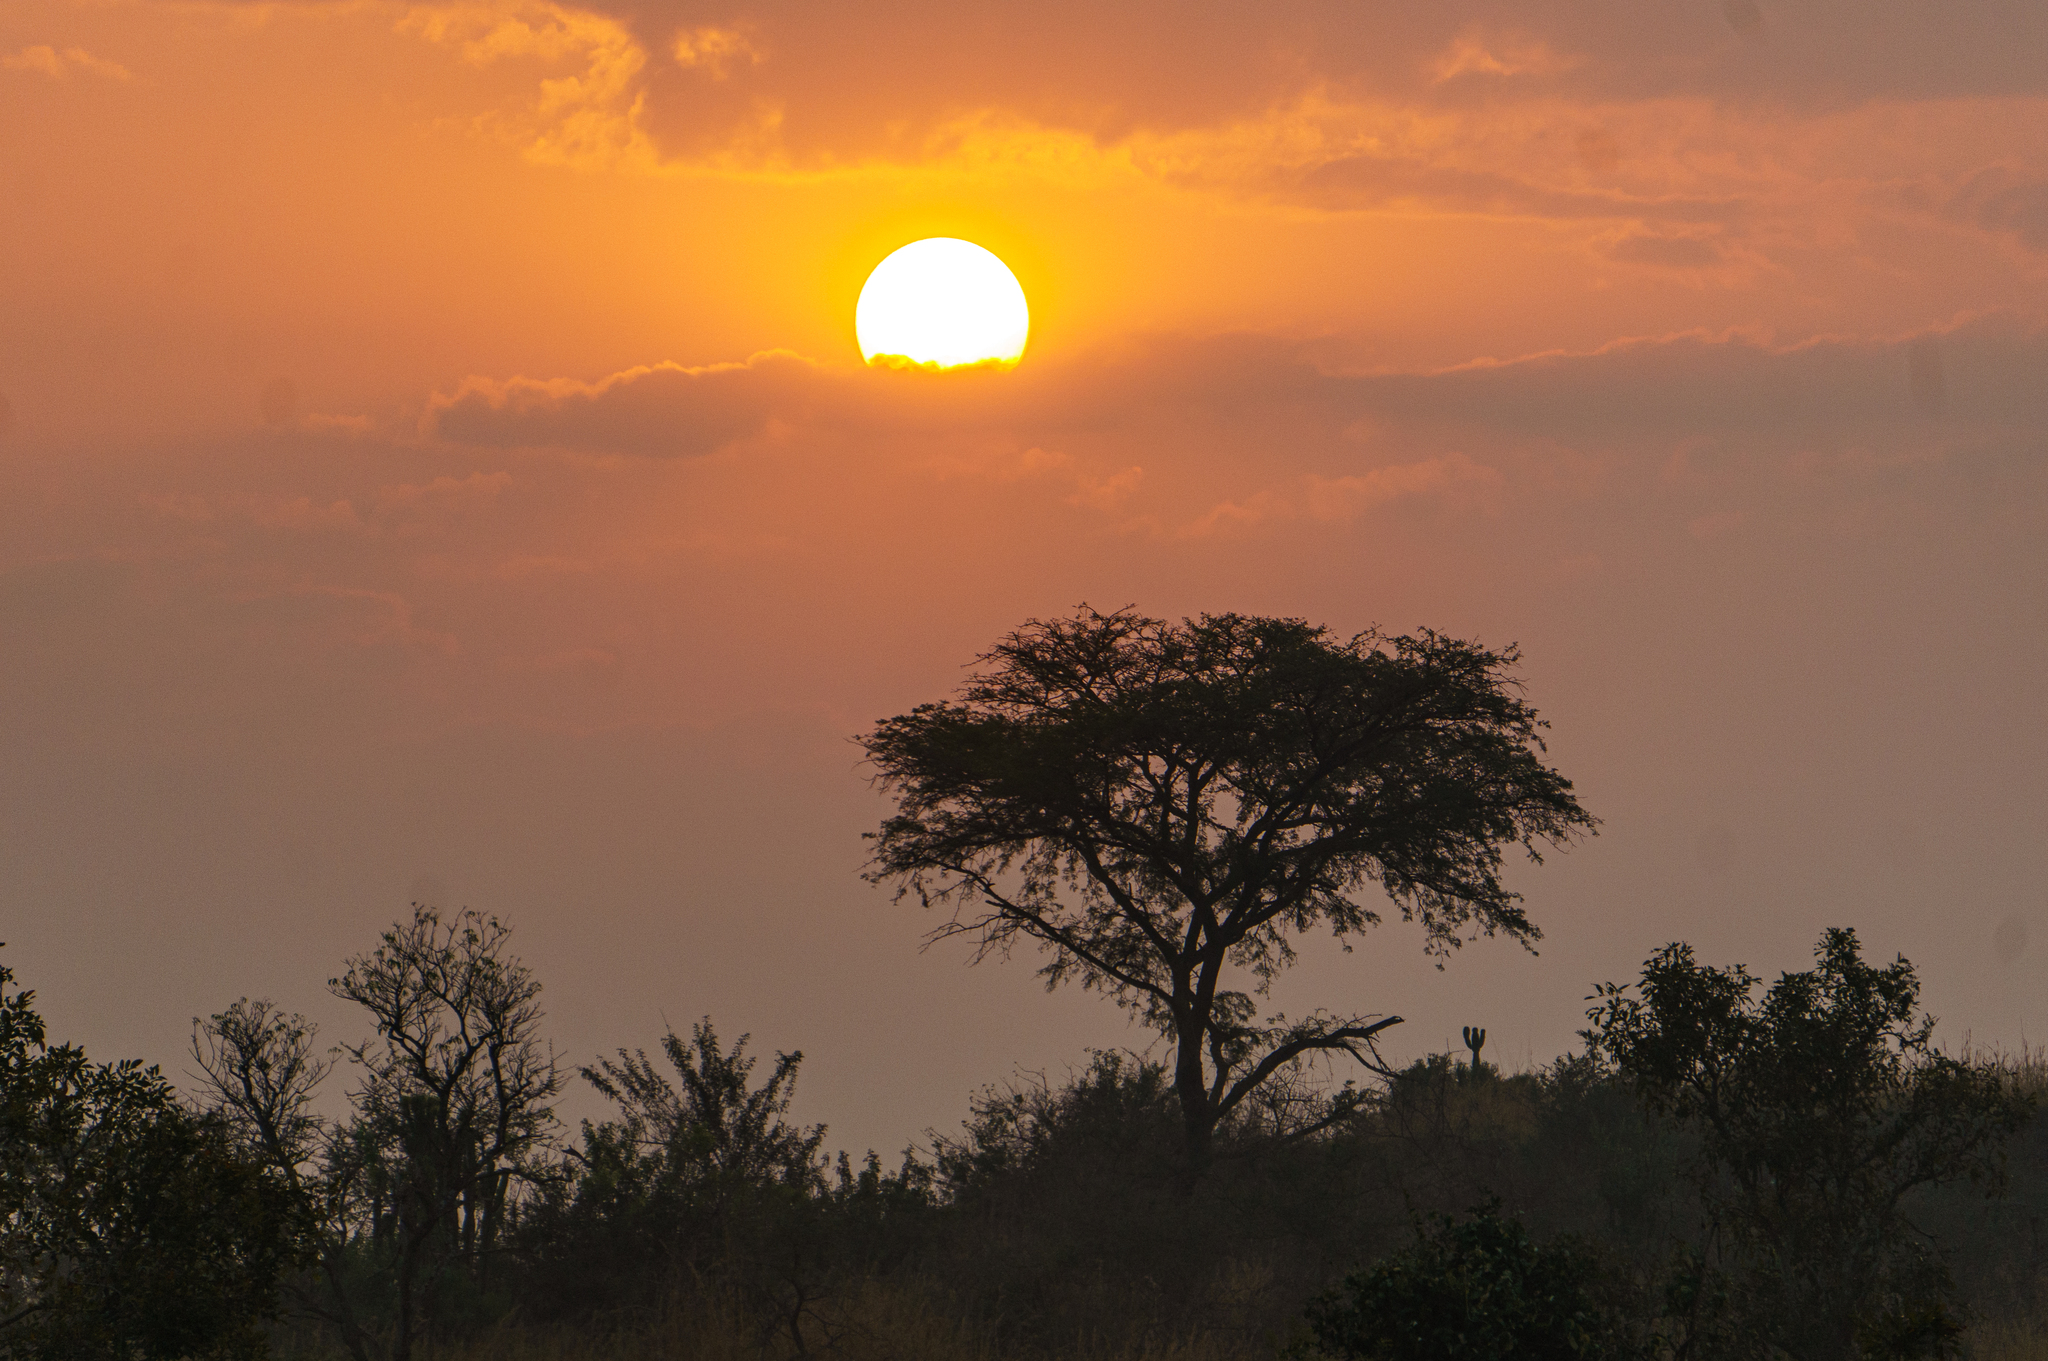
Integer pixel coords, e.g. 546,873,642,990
191,998,393,1361
1,955,309,1359
325,905,564,1361
1586,928,2034,1361
582,1019,828,1213
862,606,1594,1177
541,1022,861,1350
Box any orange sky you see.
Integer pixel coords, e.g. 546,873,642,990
4,0,2045,1153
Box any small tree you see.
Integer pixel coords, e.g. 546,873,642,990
862,607,1593,1175
582,1019,828,1217
191,998,388,1361
1585,928,2034,1361
327,905,564,1360
567,1022,837,1349
192,998,332,1183
1303,1204,1647,1361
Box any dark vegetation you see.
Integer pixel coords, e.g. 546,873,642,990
6,921,2045,1361
4,609,2043,1361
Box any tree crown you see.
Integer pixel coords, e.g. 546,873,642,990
862,607,1593,1157
865,607,1594,1019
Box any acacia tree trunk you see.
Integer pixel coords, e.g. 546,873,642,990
1175,1091,1214,1188
1171,988,1216,1188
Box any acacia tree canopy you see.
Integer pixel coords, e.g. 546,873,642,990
861,607,1594,1169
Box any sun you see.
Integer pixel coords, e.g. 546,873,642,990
856,238,1030,369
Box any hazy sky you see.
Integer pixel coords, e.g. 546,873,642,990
4,0,2044,1157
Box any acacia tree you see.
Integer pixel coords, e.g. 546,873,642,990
862,607,1594,1175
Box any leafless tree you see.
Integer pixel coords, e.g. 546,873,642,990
327,904,564,1361
191,999,381,1361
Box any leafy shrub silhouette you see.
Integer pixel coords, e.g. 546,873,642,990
1302,1203,1646,1361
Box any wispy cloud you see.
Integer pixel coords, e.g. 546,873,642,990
1429,29,1580,83
3,44,131,80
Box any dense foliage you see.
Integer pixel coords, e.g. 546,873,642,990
1303,1205,1646,1361
1,957,308,1360
1586,927,2033,1361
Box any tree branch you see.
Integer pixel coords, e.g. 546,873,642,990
1214,1015,1404,1121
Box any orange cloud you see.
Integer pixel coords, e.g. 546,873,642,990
673,25,759,78
231,586,460,657
1304,454,1501,521
1942,166,2048,254
1182,454,1500,539
375,471,514,514
1595,227,1737,273
426,351,824,456
3,44,131,80
147,492,363,533
399,2,656,170
1429,30,1580,83
419,316,2048,488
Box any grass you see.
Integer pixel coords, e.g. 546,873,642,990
283,1277,1277,1361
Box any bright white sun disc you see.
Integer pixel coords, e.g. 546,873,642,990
856,238,1029,369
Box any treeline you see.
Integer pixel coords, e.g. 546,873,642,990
7,609,2042,1360
4,909,2046,1361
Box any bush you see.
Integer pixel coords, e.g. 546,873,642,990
1302,1204,1647,1361
1,957,309,1360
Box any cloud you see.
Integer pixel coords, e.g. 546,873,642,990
1945,167,2048,254
348,0,2048,228
375,471,513,514
148,491,364,533
1183,454,1500,538
1323,313,2048,442
1596,227,1733,271
673,25,759,79
240,586,460,656
399,2,657,170
426,350,824,456
424,315,2048,479
304,413,378,436
3,44,132,80
1304,454,1501,520
1720,0,1765,39
490,555,595,581
1429,30,1580,84
921,445,1144,511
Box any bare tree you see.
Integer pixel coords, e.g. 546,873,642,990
191,998,331,1183
328,905,564,1361
192,999,385,1361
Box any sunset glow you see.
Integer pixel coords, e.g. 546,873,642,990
2,0,2044,1167
855,238,1030,369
